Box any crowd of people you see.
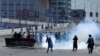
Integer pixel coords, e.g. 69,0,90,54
12,29,95,54
12,31,34,39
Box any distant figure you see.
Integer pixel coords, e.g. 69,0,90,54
12,32,17,38
33,33,35,38
41,24,43,29
87,34,94,54
73,35,78,51
45,26,48,29
27,33,31,39
22,32,27,38
46,35,53,53
12,27,14,33
26,27,30,33
39,33,43,43
18,32,22,38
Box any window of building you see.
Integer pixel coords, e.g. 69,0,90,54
67,3,71,6
22,6,27,10
83,11,86,17
2,0,7,5
1,10,7,12
9,12,14,17
53,16,57,19
16,6,20,10
53,12,57,15
96,12,98,17
29,12,34,18
22,4,27,6
29,6,34,10
1,11,7,17
16,0,20,5
9,0,14,5
58,2,66,5
50,1,57,5
16,10,23,18
58,7,65,10
67,7,71,10
22,0,27,6
53,7,57,10
58,16,63,19
90,12,93,17
29,0,34,6
29,10,34,12
29,4,34,6
9,6,14,10
16,4,20,6
1,6,7,10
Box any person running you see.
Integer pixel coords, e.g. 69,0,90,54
87,34,94,54
46,35,53,53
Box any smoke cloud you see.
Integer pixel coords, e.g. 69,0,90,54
41,17,100,49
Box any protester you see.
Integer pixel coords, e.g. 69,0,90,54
87,34,94,54
73,35,78,51
12,32,17,38
46,35,53,53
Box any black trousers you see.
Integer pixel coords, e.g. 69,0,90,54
88,46,93,54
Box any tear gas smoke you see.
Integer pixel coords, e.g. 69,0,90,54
41,17,100,49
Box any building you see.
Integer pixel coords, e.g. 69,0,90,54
49,0,71,23
0,0,34,20
71,9,85,24
71,0,100,22
0,0,72,29
0,0,47,29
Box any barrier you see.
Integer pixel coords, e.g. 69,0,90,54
5,38,36,47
